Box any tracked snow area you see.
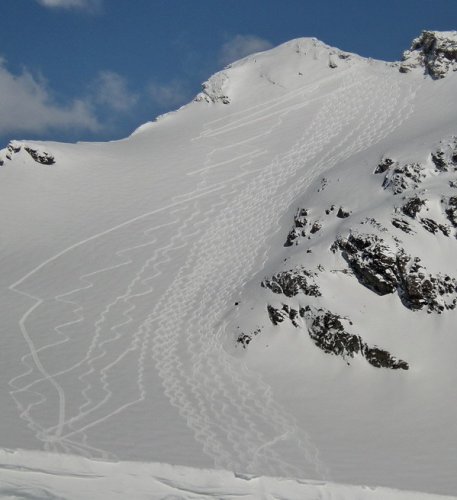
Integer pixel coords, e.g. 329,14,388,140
0,36,456,497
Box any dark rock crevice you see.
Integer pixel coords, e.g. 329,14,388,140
335,232,457,313
262,267,321,297
301,306,409,370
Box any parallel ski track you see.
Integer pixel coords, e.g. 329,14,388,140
8,67,417,477
141,72,417,477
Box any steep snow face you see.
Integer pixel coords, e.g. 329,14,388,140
400,30,457,78
0,33,456,497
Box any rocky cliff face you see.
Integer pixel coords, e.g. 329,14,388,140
232,132,457,371
400,31,457,79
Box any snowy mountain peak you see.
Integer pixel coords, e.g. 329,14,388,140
194,37,360,106
400,30,457,78
2,29,457,498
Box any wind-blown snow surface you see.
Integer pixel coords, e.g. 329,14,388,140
1,36,456,497
0,450,453,500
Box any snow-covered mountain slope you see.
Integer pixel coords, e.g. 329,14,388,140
0,450,453,500
0,33,456,497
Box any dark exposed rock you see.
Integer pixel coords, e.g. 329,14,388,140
382,162,425,194
431,152,448,172
317,177,328,192
267,304,300,327
335,232,457,312
262,267,321,297
294,208,308,227
392,217,414,234
430,139,457,172
400,31,457,79
419,218,450,236
362,346,409,370
237,328,261,348
401,196,425,218
267,304,285,325
360,217,388,233
328,56,338,69
325,205,336,215
302,306,409,370
443,196,457,227
336,207,351,219
284,208,308,246
310,221,322,234
337,233,399,295
8,143,21,154
0,142,56,166
1,141,22,162
24,147,55,165
374,158,394,174
284,228,300,247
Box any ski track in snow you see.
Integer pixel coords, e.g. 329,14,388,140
8,67,417,478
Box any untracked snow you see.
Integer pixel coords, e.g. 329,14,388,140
0,34,456,498
0,449,454,500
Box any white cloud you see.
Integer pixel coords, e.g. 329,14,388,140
147,79,191,109
219,35,273,66
91,71,138,112
0,59,99,136
36,0,102,11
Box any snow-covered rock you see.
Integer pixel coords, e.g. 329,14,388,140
0,140,55,166
400,30,457,78
195,71,231,103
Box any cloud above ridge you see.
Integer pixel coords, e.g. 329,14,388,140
36,0,102,11
147,79,192,109
90,71,138,112
0,58,99,136
219,34,273,66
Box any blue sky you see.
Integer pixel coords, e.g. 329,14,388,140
1,0,455,146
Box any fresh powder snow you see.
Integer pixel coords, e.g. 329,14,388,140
0,33,456,498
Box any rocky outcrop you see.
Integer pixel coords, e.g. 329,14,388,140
301,306,409,370
382,162,426,194
267,304,300,327
419,217,450,236
284,208,308,246
443,196,457,227
335,232,457,312
431,137,457,171
336,206,351,219
391,217,414,234
0,141,55,166
335,233,400,295
195,72,231,104
400,31,457,79
237,327,261,348
374,157,395,174
262,267,321,297
0,141,22,166
24,147,55,165
401,196,425,218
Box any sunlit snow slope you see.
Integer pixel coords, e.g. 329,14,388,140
0,33,456,497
